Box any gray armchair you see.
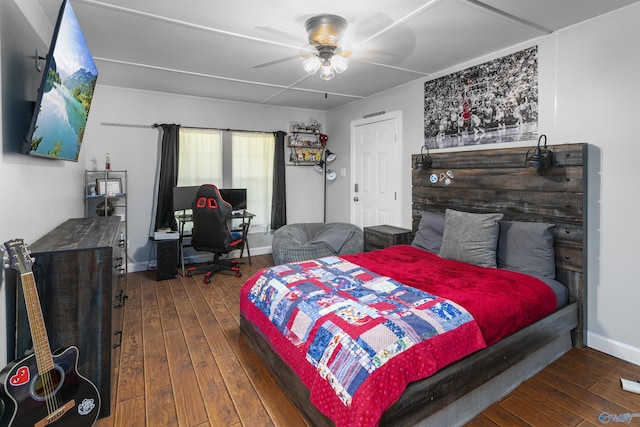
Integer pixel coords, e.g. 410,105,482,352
271,222,363,264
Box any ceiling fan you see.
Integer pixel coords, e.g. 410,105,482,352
253,12,416,79
301,14,350,80
253,14,351,81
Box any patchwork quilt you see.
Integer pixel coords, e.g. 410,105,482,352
240,256,487,426
343,245,558,346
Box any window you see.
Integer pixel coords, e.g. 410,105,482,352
177,128,275,233
231,132,274,232
177,128,223,186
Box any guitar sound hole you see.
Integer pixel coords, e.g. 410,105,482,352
30,366,65,401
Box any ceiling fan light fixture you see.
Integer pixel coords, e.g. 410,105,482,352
331,54,349,73
303,55,322,74
320,64,335,81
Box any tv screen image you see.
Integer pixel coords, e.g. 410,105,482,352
22,0,98,161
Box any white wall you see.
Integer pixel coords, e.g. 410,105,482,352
286,155,325,224
83,86,326,270
326,4,640,365
554,6,640,364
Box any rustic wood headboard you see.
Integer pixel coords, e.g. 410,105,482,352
411,143,587,347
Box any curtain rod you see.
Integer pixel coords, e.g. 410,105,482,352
101,122,283,134
180,125,282,134
101,122,154,128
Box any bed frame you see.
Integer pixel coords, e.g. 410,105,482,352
240,142,587,426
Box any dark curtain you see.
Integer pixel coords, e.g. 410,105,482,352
154,123,180,231
270,130,287,229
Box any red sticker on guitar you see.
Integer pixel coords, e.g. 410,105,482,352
10,366,30,386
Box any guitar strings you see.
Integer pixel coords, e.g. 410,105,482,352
23,272,61,417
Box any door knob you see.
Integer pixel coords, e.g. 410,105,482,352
353,197,359,202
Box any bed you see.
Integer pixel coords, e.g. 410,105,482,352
240,143,587,426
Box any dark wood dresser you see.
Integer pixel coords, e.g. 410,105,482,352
15,216,127,418
363,225,413,251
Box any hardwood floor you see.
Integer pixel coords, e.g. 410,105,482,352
96,254,640,427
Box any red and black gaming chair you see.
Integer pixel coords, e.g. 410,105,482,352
187,184,243,283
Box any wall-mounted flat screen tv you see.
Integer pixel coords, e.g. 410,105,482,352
21,0,98,161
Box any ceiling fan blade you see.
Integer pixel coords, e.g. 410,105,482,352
335,47,352,58
255,25,306,44
354,49,404,62
344,12,416,66
253,54,302,69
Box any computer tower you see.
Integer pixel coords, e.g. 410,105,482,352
156,240,178,281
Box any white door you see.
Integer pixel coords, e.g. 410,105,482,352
351,112,401,228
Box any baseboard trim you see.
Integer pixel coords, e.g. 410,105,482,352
587,332,640,366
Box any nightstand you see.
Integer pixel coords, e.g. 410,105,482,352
363,225,413,251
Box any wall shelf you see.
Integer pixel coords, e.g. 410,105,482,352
288,131,325,165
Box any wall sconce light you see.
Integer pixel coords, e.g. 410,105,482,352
414,144,433,170
525,134,554,170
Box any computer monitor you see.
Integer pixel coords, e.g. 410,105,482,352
172,186,200,212
219,188,247,211
172,186,247,211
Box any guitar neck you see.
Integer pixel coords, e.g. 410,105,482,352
20,272,54,374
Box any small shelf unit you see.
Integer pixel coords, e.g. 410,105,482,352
84,169,128,276
288,131,326,166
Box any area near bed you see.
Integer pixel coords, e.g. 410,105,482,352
241,143,587,426
240,244,558,426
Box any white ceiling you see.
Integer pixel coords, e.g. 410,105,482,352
37,0,640,111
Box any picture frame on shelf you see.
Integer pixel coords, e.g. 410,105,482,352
96,178,122,196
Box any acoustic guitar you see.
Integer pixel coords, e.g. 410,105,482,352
1,239,100,426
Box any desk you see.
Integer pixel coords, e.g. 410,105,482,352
176,210,255,276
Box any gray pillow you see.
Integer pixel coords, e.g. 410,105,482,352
439,209,503,267
411,210,445,253
497,221,556,278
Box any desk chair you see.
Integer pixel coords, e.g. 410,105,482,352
186,184,244,283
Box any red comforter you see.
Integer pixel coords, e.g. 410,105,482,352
343,245,557,346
